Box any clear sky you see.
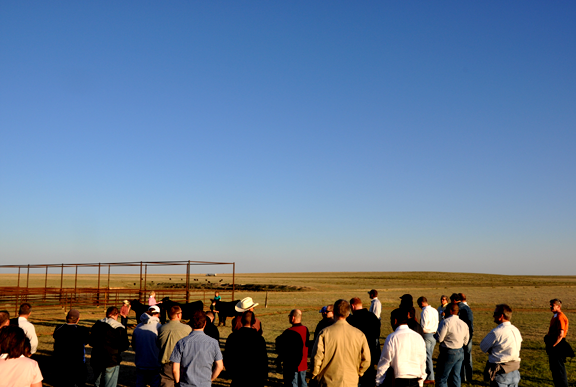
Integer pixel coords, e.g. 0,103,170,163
1,2,575,275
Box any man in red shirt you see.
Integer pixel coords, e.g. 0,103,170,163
276,309,310,387
545,298,572,387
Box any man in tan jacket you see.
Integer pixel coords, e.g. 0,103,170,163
311,299,371,387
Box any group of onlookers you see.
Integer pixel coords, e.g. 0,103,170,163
0,292,572,387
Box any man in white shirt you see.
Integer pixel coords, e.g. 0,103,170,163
418,297,439,384
369,289,382,320
434,303,469,387
376,307,426,387
480,304,522,387
15,303,38,354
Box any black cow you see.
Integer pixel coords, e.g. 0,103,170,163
130,299,150,323
213,300,241,326
161,297,204,321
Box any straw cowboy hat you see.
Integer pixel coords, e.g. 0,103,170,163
235,297,259,312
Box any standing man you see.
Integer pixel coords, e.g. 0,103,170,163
89,306,130,387
12,303,38,355
132,305,162,387
369,290,382,320
376,307,426,387
348,297,381,387
158,306,192,387
231,297,263,334
450,293,474,382
314,305,334,341
311,299,371,387
170,310,223,387
417,296,439,385
434,303,469,387
438,295,449,320
53,309,90,387
276,309,309,387
480,304,522,387
225,311,269,387
545,299,573,387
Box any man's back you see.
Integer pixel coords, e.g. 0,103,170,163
347,309,381,361
170,331,222,387
53,323,90,363
225,327,268,387
312,319,371,387
436,315,469,349
376,325,426,383
158,320,192,365
457,302,474,335
314,317,334,341
89,319,130,369
132,316,161,369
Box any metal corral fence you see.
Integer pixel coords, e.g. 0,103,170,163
0,260,236,314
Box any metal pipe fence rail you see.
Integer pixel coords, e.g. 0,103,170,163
0,286,235,314
0,260,236,314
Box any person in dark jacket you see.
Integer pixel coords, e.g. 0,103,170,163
347,298,381,387
89,306,130,387
276,309,309,387
313,305,334,342
225,311,268,387
53,309,90,387
204,311,220,341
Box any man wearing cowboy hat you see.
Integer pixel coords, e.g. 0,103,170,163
231,297,263,335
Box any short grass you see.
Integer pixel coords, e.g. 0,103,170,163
2,271,576,387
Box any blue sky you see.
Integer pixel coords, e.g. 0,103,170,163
1,2,575,275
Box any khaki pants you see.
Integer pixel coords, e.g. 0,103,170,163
160,362,176,387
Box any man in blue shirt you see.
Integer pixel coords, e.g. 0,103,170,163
170,311,223,387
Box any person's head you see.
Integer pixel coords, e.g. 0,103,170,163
349,297,363,311
18,303,31,317
66,309,80,324
333,299,351,319
150,291,156,297
368,289,378,299
148,305,160,317
235,297,259,313
0,310,10,329
289,309,302,325
447,303,459,316
550,299,562,313
190,310,207,330
450,293,462,303
399,294,413,308
106,306,119,319
206,311,215,323
168,306,182,321
440,295,448,306
214,291,219,296
241,310,255,327
391,307,410,328
459,293,467,302
0,326,31,359
417,296,428,309
493,304,512,324
319,305,333,319
123,300,130,306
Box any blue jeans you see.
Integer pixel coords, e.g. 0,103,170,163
461,336,473,382
284,370,307,387
423,333,436,381
491,369,520,387
436,347,464,387
94,365,120,387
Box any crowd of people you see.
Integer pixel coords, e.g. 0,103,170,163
0,291,572,387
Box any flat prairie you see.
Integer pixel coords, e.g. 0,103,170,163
2,271,575,387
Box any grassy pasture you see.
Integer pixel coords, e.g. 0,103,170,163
2,271,576,387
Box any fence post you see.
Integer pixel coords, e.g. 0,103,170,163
97,263,101,306
44,266,48,301
186,261,190,303
232,262,235,301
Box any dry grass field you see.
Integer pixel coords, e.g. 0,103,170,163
2,271,575,387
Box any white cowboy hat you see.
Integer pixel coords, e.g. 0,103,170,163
235,297,259,312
